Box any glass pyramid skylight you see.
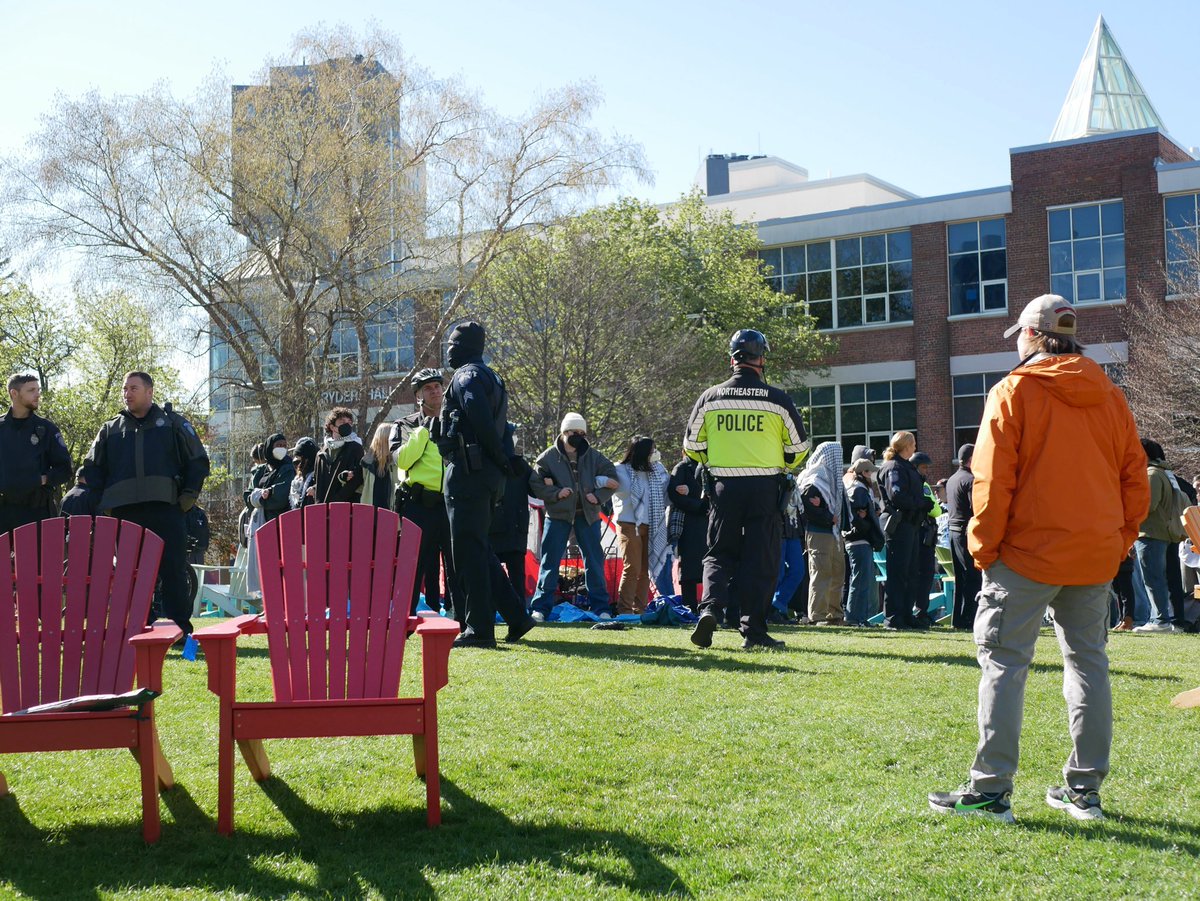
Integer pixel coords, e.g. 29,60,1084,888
1049,16,1165,142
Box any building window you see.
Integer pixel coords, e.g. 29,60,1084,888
948,218,1007,316
327,300,415,380
759,230,913,331
792,379,917,459
952,371,1006,450
1047,201,1125,304
1164,193,1199,292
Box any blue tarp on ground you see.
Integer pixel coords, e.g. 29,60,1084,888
640,596,699,626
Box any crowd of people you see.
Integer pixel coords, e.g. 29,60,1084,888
3,291,1198,821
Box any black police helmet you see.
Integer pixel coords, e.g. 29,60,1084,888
412,368,444,392
729,329,770,361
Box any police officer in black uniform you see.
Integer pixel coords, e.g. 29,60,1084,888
683,330,810,650
437,322,536,648
0,373,73,534
83,371,210,635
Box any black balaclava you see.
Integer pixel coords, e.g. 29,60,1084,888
447,321,486,369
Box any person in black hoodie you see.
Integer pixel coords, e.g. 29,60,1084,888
877,430,931,630
945,442,982,630
59,467,97,517
250,433,295,523
313,408,364,505
668,454,709,612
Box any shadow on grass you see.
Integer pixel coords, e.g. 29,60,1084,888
0,778,689,899
792,642,1178,682
1017,810,1200,855
529,638,801,674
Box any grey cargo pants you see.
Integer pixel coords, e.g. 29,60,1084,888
970,560,1112,795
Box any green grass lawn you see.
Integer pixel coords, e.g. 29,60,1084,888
2,623,1199,900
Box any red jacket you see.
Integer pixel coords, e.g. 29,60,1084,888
968,354,1149,585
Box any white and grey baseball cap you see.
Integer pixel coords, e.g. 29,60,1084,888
1003,294,1078,339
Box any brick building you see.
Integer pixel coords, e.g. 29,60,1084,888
701,17,1199,479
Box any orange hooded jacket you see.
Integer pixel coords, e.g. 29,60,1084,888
968,354,1149,585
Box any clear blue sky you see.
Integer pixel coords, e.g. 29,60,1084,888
3,1,1197,202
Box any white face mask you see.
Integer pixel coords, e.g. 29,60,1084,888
272,447,288,461
649,450,661,464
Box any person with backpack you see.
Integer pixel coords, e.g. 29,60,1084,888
82,370,210,636
1132,438,1188,634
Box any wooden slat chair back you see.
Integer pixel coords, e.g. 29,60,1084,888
195,503,460,835
0,516,181,842
257,503,418,702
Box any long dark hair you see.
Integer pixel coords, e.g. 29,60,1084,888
621,436,654,472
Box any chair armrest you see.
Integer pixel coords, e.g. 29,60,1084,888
412,616,460,637
130,623,184,648
131,623,182,692
193,613,261,642
194,614,259,699
192,564,233,575
414,616,458,694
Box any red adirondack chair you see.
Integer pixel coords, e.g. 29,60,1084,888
194,503,459,835
0,516,181,843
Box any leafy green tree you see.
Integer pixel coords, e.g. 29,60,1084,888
469,194,835,456
0,285,189,462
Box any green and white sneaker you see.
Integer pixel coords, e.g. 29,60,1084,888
1045,786,1104,821
928,784,1014,823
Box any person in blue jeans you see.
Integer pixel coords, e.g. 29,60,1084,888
843,456,884,626
770,473,804,623
527,413,619,619
1132,439,1182,633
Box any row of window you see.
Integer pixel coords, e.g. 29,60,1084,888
209,302,416,409
794,367,1125,462
756,190,1200,331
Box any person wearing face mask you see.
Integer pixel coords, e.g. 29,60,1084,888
528,413,619,620
243,433,294,594
248,433,295,524
313,407,364,505
612,436,671,615
438,321,537,648
289,437,318,510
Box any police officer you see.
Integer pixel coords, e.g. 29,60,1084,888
83,371,210,635
389,368,463,618
60,467,97,517
0,372,73,534
683,330,810,650
437,322,535,648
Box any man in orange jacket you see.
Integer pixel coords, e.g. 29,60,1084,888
929,295,1149,823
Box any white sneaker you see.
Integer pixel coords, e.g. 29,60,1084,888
530,611,546,623
598,612,612,620
1132,622,1177,633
